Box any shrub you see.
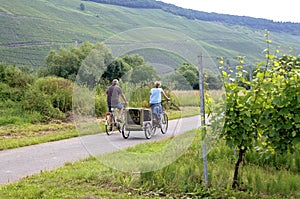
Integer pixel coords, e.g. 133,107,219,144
22,77,73,121
95,91,108,117
2,65,34,88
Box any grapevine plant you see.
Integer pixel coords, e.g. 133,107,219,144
220,31,300,188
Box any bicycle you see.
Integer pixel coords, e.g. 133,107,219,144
105,103,126,135
149,99,169,137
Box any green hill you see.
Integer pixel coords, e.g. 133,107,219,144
1,0,300,68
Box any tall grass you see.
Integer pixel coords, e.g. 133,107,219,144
136,133,300,198
0,102,42,126
172,90,225,107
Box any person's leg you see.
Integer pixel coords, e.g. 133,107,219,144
157,104,162,122
116,103,124,122
117,108,123,121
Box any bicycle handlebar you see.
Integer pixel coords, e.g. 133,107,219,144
161,99,171,103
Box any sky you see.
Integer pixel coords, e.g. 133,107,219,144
159,0,300,23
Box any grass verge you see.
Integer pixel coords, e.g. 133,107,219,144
0,123,77,150
0,107,200,150
0,130,299,198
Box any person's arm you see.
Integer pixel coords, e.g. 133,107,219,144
118,87,127,104
161,90,170,101
121,93,127,103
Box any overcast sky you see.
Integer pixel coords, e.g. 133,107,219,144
159,0,300,23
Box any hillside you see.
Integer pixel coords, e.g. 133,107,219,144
0,0,300,68
88,0,300,35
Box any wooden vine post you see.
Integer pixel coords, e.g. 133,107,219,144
198,53,209,187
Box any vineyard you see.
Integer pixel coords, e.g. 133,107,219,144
1,0,300,68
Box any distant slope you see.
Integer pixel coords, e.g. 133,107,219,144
86,0,300,35
0,0,300,68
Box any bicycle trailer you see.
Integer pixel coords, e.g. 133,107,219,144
124,108,151,131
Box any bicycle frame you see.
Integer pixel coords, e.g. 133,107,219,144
151,103,163,124
151,100,169,134
105,105,125,135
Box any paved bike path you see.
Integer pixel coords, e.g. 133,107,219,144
0,116,201,185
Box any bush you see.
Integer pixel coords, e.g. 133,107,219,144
2,65,34,88
95,94,107,117
33,76,73,112
22,77,73,121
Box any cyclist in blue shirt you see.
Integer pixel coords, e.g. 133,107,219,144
150,81,170,124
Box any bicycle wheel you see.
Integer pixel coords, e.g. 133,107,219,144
122,124,130,139
105,115,115,135
151,125,157,135
116,122,122,133
117,110,125,133
144,122,152,139
160,113,168,134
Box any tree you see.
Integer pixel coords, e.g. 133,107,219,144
80,3,85,11
176,63,199,89
45,42,96,81
174,63,222,90
77,43,113,87
102,58,130,82
205,69,222,90
121,54,144,68
130,64,158,85
164,71,192,90
101,54,145,82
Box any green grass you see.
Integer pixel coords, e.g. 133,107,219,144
1,0,300,68
0,89,208,150
0,123,77,150
1,131,299,198
0,106,198,150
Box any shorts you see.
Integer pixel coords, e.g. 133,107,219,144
150,103,162,116
108,103,123,112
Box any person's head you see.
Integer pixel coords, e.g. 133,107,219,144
112,79,119,86
154,81,161,88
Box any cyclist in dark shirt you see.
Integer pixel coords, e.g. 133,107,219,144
106,79,127,122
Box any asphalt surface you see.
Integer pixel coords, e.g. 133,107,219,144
0,115,201,185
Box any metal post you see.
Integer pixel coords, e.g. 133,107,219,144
198,53,209,187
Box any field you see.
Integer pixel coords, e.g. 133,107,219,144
173,90,225,106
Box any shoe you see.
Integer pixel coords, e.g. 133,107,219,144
116,119,123,123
